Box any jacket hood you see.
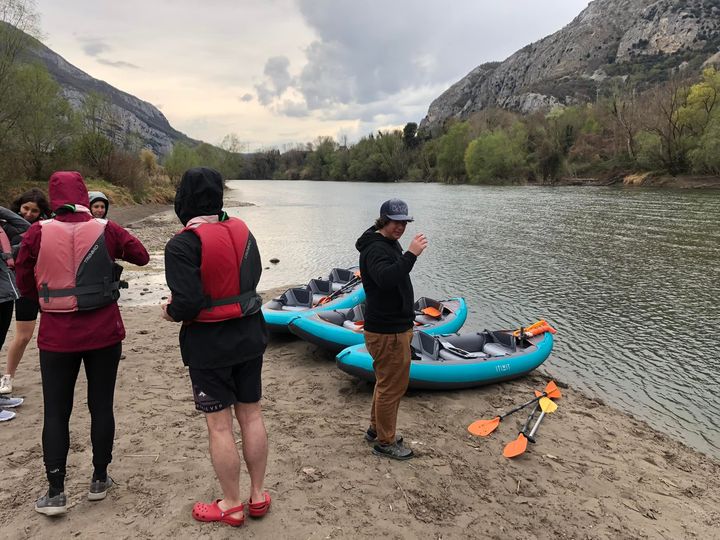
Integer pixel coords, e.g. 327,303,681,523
88,191,110,218
174,167,224,225
48,171,90,212
356,226,391,252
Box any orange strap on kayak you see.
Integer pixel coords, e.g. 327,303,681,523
524,322,556,337
354,320,364,327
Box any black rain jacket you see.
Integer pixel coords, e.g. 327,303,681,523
164,167,267,369
356,226,417,334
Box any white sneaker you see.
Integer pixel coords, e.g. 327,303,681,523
0,375,12,394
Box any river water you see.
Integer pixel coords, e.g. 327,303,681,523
138,179,720,458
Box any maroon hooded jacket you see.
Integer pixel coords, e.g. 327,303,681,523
15,171,149,352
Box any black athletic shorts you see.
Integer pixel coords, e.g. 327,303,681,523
15,297,39,322
188,356,263,413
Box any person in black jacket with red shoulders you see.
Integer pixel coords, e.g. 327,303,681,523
162,167,270,528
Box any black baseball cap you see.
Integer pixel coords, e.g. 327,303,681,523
380,199,413,222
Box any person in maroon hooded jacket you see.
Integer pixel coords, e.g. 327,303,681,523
15,171,149,516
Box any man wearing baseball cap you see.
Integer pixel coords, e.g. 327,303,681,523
355,199,427,460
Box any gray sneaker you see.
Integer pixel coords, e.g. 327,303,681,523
0,409,16,422
0,395,23,408
35,492,67,516
372,442,414,461
88,476,114,501
364,427,403,444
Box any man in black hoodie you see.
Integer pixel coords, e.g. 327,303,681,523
162,167,271,527
356,199,427,460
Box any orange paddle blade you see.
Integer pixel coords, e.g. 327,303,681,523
468,417,500,437
421,306,442,318
534,381,561,400
503,433,529,458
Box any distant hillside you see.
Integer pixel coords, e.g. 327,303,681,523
3,21,196,155
420,0,720,135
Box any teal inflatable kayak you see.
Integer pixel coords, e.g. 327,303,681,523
288,297,468,353
262,267,365,333
336,329,554,390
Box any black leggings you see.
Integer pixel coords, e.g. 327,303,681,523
0,300,14,351
39,343,122,480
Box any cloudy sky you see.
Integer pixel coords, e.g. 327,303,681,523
34,0,590,149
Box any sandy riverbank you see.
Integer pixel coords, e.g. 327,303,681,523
0,206,718,539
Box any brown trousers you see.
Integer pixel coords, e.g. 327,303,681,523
365,329,413,445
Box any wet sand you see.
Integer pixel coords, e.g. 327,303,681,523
0,205,718,539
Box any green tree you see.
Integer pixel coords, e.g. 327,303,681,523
375,130,408,180
688,119,720,174
436,122,470,182
464,127,527,184
12,64,77,178
402,122,418,149
304,136,337,179
219,133,245,179
0,0,41,155
164,142,201,181
639,77,693,174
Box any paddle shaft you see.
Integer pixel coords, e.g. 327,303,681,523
525,410,546,443
499,392,547,421
520,401,541,433
320,276,360,304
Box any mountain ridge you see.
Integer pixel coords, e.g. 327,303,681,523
420,0,720,134
6,21,197,155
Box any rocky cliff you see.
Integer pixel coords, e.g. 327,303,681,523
420,0,720,135
13,24,195,155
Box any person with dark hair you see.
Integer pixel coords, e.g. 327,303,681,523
162,166,270,528
15,171,149,515
356,198,427,460
1,189,51,396
10,188,51,224
88,191,109,219
0,205,31,419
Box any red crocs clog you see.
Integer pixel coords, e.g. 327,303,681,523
192,499,244,527
248,492,271,518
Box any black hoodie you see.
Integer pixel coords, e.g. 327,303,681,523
355,226,417,333
164,167,267,369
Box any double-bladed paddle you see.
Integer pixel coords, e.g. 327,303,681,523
467,381,560,437
502,397,558,458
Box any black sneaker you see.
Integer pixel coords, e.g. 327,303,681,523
35,492,67,516
88,476,114,501
364,427,403,445
372,442,414,461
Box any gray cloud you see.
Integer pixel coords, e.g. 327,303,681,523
278,99,309,117
239,93,254,102
256,0,590,125
79,37,111,57
255,56,293,105
97,58,140,69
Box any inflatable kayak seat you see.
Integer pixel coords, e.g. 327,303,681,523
271,287,313,310
308,279,333,295
411,331,440,361
329,268,354,284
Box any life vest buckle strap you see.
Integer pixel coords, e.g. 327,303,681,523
41,281,122,298
205,290,259,309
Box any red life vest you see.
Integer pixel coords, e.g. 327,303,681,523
34,217,123,312
0,227,14,270
181,216,261,323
